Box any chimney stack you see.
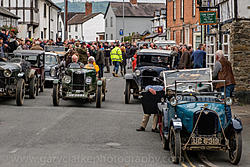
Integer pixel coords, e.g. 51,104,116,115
130,0,137,5
85,1,92,16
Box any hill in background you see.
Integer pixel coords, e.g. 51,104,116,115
56,1,109,13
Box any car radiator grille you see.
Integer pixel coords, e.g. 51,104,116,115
141,70,159,88
72,73,85,90
193,110,218,135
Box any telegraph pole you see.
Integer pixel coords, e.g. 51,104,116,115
122,0,124,42
64,0,68,40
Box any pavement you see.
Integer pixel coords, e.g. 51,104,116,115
0,71,249,167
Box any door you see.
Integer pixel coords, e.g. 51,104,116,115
206,35,216,69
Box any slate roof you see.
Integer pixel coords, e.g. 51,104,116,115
60,12,85,23
0,7,20,19
46,0,61,10
105,2,165,18
68,12,102,25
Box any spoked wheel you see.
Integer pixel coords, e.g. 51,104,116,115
16,79,25,106
169,126,181,164
53,84,60,106
228,130,242,165
29,76,36,99
96,86,102,108
36,77,39,96
125,81,131,104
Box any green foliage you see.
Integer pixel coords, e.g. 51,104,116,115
0,25,18,35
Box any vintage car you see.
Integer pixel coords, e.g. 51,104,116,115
150,68,242,165
0,56,38,105
124,49,173,104
44,52,62,86
52,62,106,108
13,50,45,94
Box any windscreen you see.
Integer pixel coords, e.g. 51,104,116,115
138,55,170,67
164,69,211,86
45,55,57,65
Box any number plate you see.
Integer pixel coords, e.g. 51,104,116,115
191,136,220,145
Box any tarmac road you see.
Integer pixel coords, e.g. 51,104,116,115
0,71,249,167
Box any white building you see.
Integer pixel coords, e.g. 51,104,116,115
1,0,61,40
67,12,104,41
0,6,19,27
104,0,164,41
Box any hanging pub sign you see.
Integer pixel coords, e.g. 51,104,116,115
199,11,217,25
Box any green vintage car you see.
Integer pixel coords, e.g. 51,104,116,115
52,63,106,108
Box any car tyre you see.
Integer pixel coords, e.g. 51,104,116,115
125,81,131,104
53,84,60,106
16,79,25,106
96,86,102,108
229,130,242,165
36,77,39,96
169,126,181,164
29,76,36,99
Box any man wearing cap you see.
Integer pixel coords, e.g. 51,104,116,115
110,43,123,77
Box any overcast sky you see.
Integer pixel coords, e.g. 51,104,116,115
52,0,165,3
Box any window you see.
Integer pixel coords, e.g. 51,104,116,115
167,30,170,40
44,28,47,39
173,31,176,41
110,17,113,27
105,19,108,27
222,34,230,60
180,0,184,19
180,30,184,43
75,25,78,32
173,0,176,20
41,31,44,39
35,0,38,9
111,34,113,40
192,0,196,17
69,35,71,39
185,28,189,44
106,34,108,40
69,25,71,32
75,36,78,39
59,22,62,30
44,4,47,18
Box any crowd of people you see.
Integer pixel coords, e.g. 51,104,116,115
1,27,208,78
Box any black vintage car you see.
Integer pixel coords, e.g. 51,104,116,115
44,52,62,86
0,56,38,106
13,50,45,94
124,49,173,104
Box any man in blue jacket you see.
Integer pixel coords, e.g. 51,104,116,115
191,44,206,68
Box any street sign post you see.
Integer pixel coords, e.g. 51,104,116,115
199,11,217,25
119,29,124,36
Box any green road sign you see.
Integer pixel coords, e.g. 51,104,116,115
199,11,217,25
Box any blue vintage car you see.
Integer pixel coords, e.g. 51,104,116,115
155,68,243,165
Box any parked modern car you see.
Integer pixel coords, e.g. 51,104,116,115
52,62,106,108
153,68,242,165
13,50,45,94
124,49,174,104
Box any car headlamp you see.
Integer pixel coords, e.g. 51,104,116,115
50,67,56,77
135,70,141,76
225,97,233,106
85,77,92,85
62,75,71,84
4,69,12,77
170,97,177,106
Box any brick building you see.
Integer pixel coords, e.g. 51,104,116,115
166,0,201,49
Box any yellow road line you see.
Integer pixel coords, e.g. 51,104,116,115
184,151,196,167
181,161,189,167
